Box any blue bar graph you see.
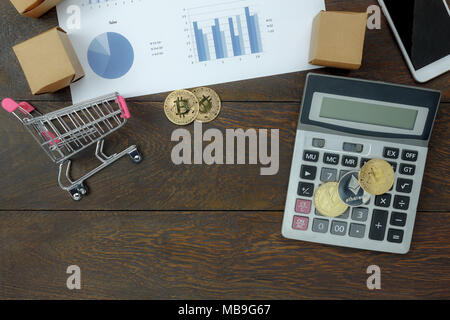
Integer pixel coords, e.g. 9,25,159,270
245,7,263,54
229,17,242,56
212,19,225,59
193,22,207,62
191,6,262,62
236,15,246,56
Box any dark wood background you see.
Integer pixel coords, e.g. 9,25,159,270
0,0,449,299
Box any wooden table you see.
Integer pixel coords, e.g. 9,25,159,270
0,0,449,299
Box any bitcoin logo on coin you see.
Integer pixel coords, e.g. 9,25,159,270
338,171,371,206
191,87,222,123
359,159,395,195
314,182,349,218
164,90,199,125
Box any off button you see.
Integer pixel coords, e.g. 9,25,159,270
402,150,418,162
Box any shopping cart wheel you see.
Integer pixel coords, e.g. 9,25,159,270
78,184,88,196
69,183,88,201
129,149,143,164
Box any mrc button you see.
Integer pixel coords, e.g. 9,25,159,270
402,150,418,162
383,147,399,159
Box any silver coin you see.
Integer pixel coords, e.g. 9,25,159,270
338,171,371,207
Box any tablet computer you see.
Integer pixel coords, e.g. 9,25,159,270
378,0,450,82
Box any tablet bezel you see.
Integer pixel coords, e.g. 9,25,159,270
378,0,450,83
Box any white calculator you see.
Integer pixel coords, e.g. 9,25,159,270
282,74,441,254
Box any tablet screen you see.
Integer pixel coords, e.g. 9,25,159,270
384,0,450,70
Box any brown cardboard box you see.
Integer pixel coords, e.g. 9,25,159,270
10,0,62,18
309,11,368,70
13,27,84,95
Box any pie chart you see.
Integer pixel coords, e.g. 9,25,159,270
87,32,134,79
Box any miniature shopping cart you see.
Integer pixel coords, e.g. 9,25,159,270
2,93,142,201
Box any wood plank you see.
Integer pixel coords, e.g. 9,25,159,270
0,210,449,299
0,0,448,103
0,101,448,211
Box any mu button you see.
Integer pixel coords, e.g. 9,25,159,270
303,150,319,162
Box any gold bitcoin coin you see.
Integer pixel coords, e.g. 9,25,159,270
164,90,199,125
359,159,395,195
314,182,349,218
191,87,221,123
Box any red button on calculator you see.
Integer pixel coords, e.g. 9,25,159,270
295,199,311,214
292,216,309,231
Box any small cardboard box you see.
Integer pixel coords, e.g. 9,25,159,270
309,11,368,70
13,27,84,95
10,0,62,18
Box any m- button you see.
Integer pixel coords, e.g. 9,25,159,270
383,147,399,159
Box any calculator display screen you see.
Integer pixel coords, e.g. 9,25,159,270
319,97,418,130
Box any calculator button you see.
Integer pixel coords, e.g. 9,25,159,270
320,168,338,182
383,147,399,159
369,210,388,241
375,193,391,207
342,156,358,167
387,229,404,243
360,158,371,168
295,199,312,214
399,163,415,175
298,182,314,197
390,212,407,227
312,218,329,233
300,165,317,180
312,138,325,148
339,170,351,180
323,153,339,165
393,195,410,210
402,150,418,162
292,216,309,231
337,207,350,219
343,142,363,153
330,221,347,236
303,150,319,162
388,161,397,172
396,178,413,193
352,207,368,222
349,223,366,238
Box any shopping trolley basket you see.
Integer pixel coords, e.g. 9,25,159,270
2,92,142,201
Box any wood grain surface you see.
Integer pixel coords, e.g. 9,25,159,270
1,211,449,299
0,0,449,299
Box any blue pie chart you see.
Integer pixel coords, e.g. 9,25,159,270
87,32,134,79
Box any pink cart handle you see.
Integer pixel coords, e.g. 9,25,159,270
116,96,131,119
2,98,20,113
19,101,35,113
2,98,35,114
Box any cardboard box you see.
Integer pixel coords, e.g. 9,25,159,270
13,27,84,95
309,11,368,70
10,0,62,18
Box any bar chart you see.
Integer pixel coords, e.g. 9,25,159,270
188,2,264,63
